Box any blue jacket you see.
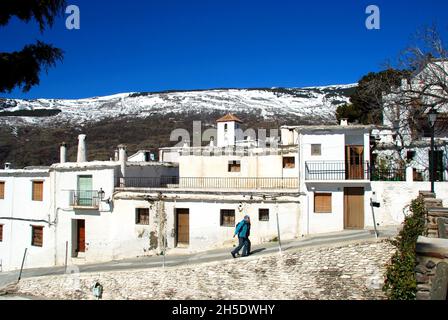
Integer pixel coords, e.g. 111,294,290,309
235,220,251,238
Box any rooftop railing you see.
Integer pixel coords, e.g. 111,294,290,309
116,176,298,189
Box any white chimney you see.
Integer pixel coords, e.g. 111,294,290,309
118,144,127,178
114,149,119,161
77,134,87,163
4,162,11,170
340,118,348,126
60,142,67,164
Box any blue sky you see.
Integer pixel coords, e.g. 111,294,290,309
1,0,447,99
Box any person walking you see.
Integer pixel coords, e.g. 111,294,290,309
231,215,251,258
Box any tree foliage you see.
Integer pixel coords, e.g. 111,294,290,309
0,0,66,93
383,196,426,300
336,69,410,125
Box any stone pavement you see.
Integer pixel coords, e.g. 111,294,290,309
12,239,395,300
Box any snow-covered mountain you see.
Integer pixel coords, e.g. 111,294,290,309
0,84,356,127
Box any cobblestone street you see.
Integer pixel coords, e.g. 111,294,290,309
12,239,395,300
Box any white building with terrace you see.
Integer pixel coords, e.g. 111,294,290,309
2,113,448,271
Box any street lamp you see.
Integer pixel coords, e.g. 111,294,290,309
428,108,438,193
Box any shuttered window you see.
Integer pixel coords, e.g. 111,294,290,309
136,208,150,225
31,226,43,247
259,209,269,221
314,193,332,213
32,181,44,201
0,224,3,242
220,209,235,227
283,157,295,169
0,181,4,199
311,144,322,156
228,161,241,172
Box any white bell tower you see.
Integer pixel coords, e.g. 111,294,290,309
216,113,243,147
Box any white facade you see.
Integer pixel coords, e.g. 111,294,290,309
217,120,243,147
4,112,448,272
0,169,54,271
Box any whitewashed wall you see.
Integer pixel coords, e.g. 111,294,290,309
179,154,298,179
0,171,54,271
371,181,448,226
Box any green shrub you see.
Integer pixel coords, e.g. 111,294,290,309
382,196,427,299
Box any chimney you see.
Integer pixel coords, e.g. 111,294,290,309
118,144,127,178
340,118,348,126
4,162,11,170
60,142,67,164
114,149,119,161
77,134,87,162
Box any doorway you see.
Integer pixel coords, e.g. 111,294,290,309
176,209,190,247
344,187,364,229
346,145,365,179
429,150,445,181
75,219,85,254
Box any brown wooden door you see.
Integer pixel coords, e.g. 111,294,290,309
176,209,189,245
77,220,85,253
344,187,364,229
346,146,364,179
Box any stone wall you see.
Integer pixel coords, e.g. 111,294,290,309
415,191,448,300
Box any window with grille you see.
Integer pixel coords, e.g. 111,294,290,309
311,144,321,156
283,157,295,169
32,181,44,201
31,225,43,247
314,193,332,213
259,209,269,221
136,208,150,225
220,209,235,227
228,161,241,172
0,181,4,199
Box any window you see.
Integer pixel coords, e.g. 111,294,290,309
283,156,295,169
311,144,321,156
31,225,43,247
32,181,44,201
136,208,150,225
0,224,3,242
220,209,235,227
228,161,241,172
0,181,4,199
224,123,228,131
314,193,332,213
259,209,269,221
407,150,416,161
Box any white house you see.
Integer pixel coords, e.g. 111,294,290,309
3,112,448,272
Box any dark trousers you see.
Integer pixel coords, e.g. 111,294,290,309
232,237,251,256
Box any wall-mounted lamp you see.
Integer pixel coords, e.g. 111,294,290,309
98,188,110,204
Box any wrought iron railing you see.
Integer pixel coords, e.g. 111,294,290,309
116,176,298,189
69,190,100,208
370,167,406,181
305,161,370,180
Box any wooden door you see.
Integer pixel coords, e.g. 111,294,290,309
344,187,364,229
346,146,364,179
77,220,85,253
176,209,189,246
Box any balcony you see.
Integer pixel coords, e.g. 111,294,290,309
116,176,298,190
305,161,370,181
69,190,100,209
